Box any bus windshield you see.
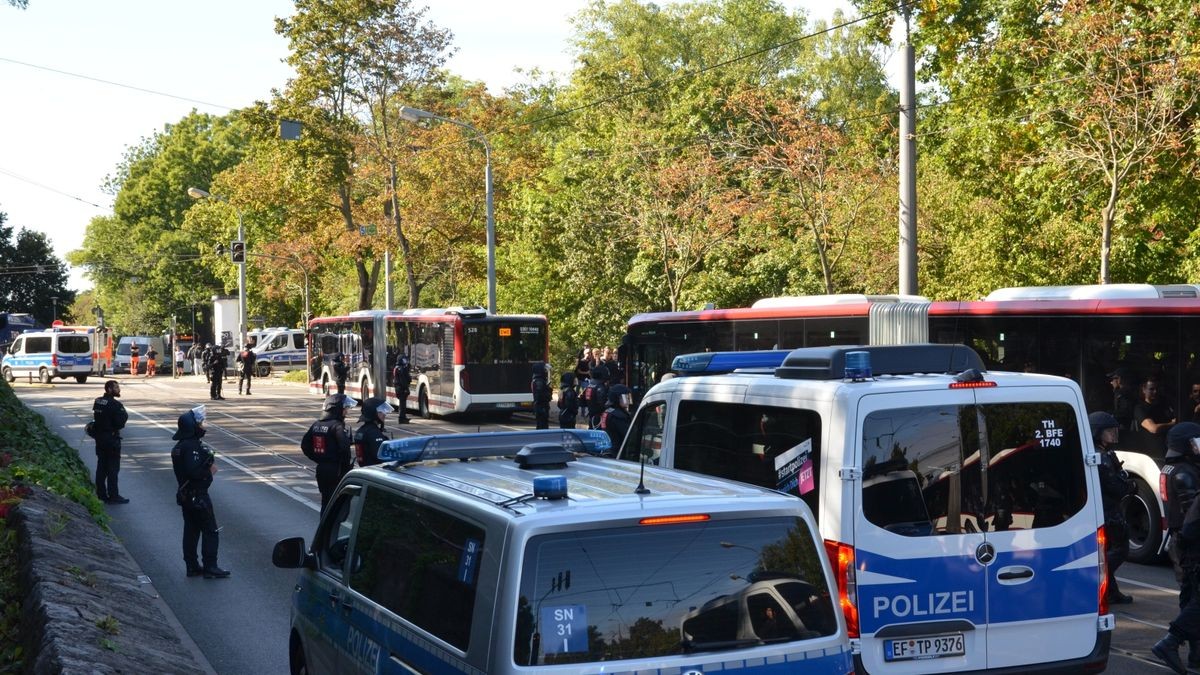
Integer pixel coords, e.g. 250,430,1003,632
464,320,545,365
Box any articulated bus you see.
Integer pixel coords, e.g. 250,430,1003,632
622,283,1200,564
307,308,549,418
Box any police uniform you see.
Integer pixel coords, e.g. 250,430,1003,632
557,373,579,429
236,346,256,395
1155,422,1200,672
531,362,552,430
209,346,228,400
92,381,129,503
393,355,412,422
599,385,632,453
353,398,392,467
302,395,354,511
171,407,228,578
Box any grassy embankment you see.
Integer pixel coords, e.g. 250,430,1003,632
0,379,107,671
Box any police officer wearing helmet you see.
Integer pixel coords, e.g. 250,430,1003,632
353,397,394,467
584,364,610,430
171,405,229,578
1090,411,1136,604
531,362,552,429
1154,421,1200,672
302,393,356,511
599,383,632,453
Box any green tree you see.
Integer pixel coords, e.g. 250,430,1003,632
0,210,74,324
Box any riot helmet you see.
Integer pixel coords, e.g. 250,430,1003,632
1167,422,1200,458
1088,411,1119,442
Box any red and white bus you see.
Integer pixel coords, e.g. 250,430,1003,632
623,283,1200,563
307,308,549,418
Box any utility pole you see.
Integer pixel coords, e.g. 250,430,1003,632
898,5,919,296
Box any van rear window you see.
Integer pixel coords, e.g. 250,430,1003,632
861,402,1087,536
514,516,837,666
58,336,90,354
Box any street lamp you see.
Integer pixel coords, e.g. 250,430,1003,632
50,296,57,323
399,105,496,314
188,187,247,349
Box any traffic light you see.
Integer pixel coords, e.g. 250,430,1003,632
214,243,225,257
230,241,245,264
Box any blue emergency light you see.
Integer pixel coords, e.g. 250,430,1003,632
844,350,872,380
377,429,612,464
533,475,568,500
671,350,792,375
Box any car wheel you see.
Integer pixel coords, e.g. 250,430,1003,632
39,368,51,384
418,387,431,419
1124,477,1164,564
75,375,88,384
289,633,308,675
2,367,11,383
256,362,271,378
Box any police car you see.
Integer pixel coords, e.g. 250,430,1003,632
273,429,854,674
617,345,1113,674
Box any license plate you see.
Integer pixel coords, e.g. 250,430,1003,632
884,634,965,661
496,402,515,409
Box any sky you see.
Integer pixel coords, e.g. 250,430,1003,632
0,0,860,293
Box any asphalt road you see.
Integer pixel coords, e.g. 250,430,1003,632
8,372,1192,674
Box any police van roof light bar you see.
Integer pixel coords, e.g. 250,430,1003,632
671,350,792,375
378,429,611,465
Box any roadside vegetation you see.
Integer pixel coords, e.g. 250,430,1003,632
0,379,107,671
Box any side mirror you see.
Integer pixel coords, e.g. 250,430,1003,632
272,537,313,569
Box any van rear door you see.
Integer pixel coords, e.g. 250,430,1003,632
854,389,988,674
970,385,1101,669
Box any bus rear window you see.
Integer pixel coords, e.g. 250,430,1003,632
514,516,836,666
464,321,544,364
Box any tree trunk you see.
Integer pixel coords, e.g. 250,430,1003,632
1099,178,1120,285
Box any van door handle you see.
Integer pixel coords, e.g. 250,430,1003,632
996,566,1034,584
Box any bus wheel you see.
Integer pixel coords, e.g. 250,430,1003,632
39,368,51,384
418,387,431,419
256,362,271,378
1125,477,1164,564
360,378,371,399
75,375,88,384
1,367,11,383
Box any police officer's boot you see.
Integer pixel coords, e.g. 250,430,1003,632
1153,631,1187,674
202,565,231,579
186,560,203,577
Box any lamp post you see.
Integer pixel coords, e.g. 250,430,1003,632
399,106,496,314
50,296,58,323
188,187,247,349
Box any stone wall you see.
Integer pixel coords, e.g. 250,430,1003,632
12,488,210,675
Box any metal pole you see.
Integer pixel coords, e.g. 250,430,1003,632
384,250,393,311
898,7,918,296
484,142,496,315
237,209,247,349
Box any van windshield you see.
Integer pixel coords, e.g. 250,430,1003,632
513,516,837,666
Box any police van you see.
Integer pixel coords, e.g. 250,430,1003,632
617,345,1113,674
1,328,95,383
250,328,306,376
273,429,854,675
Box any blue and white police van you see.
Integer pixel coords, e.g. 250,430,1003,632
617,345,1113,674
273,429,854,675
250,328,306,376
1,328,94,384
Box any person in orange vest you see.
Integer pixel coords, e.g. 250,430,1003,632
129,343,140,377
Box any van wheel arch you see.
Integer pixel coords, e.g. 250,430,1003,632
2,367,11,383
38,368,51,384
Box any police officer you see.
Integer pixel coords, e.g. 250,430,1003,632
531,362,552,429
599,383,632,453
333,353,349,395
353,397,394,467
301,393,356,511
236,340,257,395
584,364,609,430
201,343,213,383
1155,427,1200,673
1090,411,1136,604
92,380,129,504
209,344,228,400
1160,421,1200,671
557,372,579,429
393,353,412,423
171,405,229,578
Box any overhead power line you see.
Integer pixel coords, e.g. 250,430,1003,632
0,167,104,208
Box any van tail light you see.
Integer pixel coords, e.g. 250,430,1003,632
824,539,859,638
1097,526,1109,616
51,353,58,368
1161,472,1169,504
460,370,470,393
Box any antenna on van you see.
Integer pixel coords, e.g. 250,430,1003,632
635,447,651,495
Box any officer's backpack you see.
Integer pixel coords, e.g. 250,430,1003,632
584,382,607,416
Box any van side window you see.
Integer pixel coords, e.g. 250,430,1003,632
861,402,1086,536
623,400,666,464
670,400,822,521
314,490,362,580
348,488,484,651
26,337,51,353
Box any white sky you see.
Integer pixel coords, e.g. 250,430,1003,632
0,0,859,292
